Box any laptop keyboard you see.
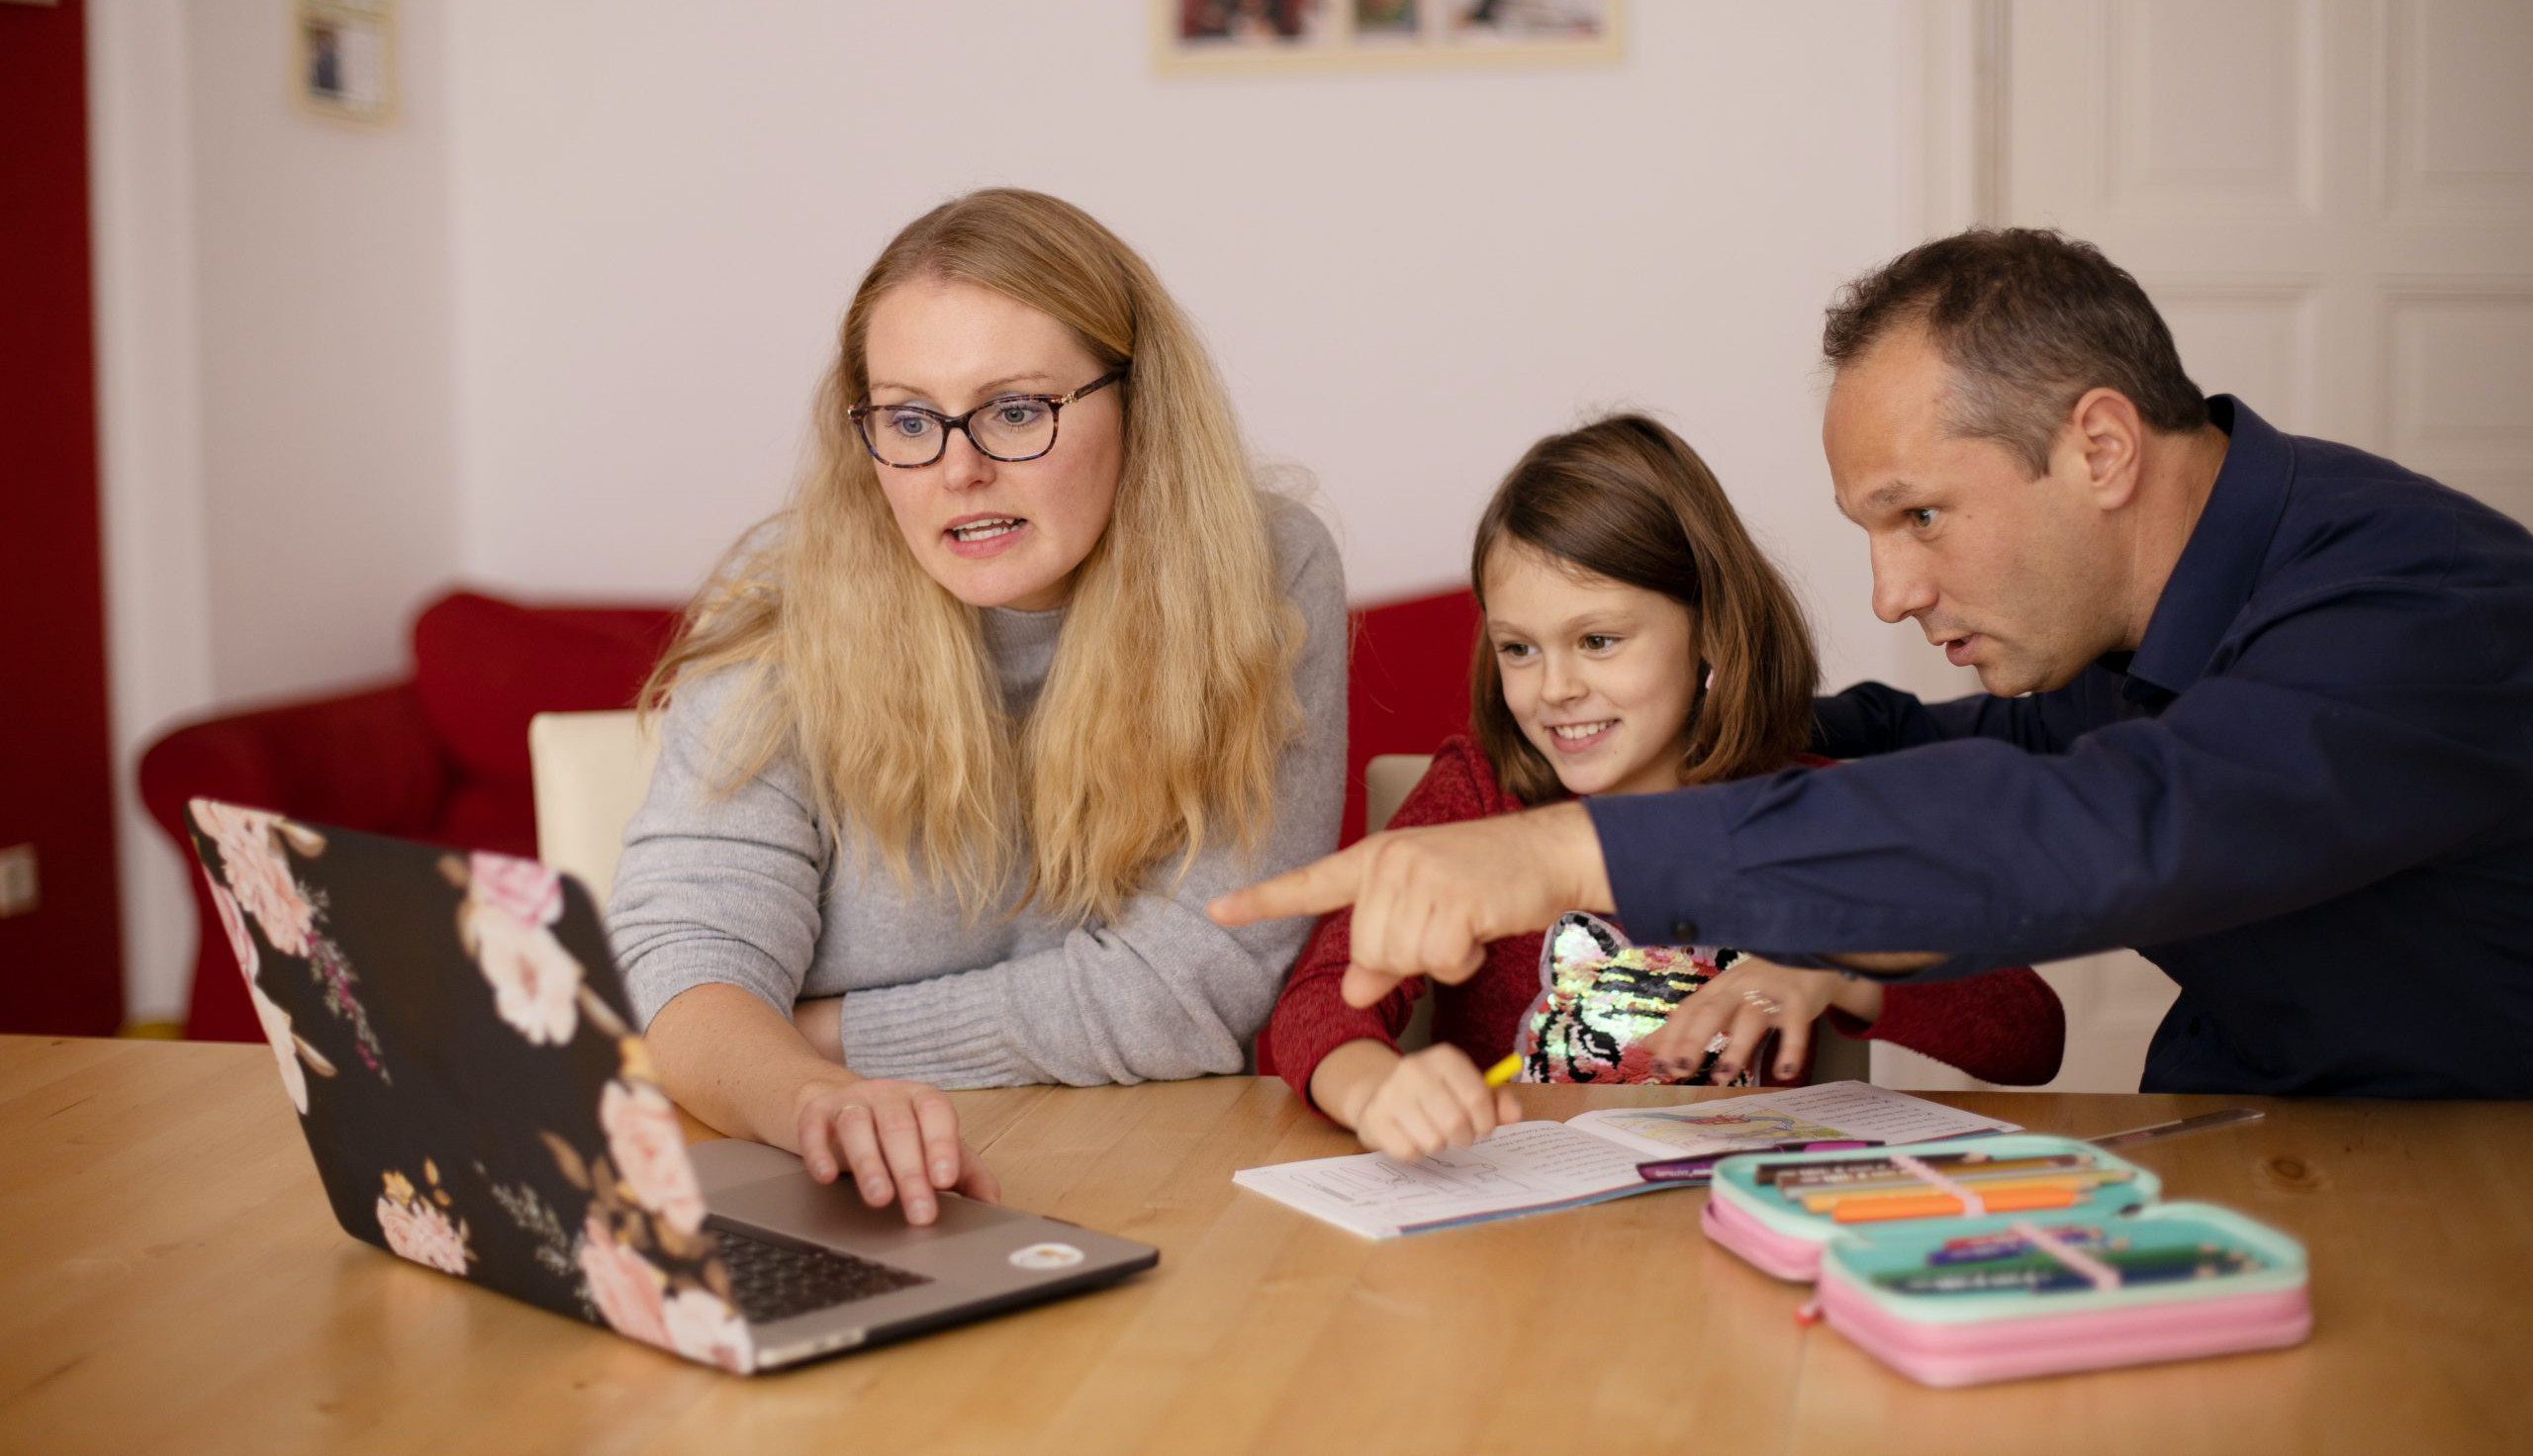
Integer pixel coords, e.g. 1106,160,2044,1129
709,1226,932,1324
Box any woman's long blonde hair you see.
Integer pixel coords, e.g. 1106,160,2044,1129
643,189,1303,923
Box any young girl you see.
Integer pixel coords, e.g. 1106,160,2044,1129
610,190,1346,1224
1268,414,2062,1159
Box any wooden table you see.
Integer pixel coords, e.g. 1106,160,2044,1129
2,1036,2527,1455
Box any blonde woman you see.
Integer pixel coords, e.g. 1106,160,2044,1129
610,190,1345,1225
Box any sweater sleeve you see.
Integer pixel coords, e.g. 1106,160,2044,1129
608,668,829,1031
1267,738,1501,1112
1826,966,2067,1086
832,501,1350,1089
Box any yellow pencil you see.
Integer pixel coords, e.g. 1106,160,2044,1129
1483,1053,1524,1088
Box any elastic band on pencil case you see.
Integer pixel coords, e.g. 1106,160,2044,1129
2010,1220,2122,1291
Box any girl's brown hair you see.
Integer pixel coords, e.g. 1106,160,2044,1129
1468,413,1819,804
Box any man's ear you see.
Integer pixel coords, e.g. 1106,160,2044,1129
2062,387,2145,510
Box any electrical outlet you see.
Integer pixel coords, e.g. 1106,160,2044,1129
0,844,37,918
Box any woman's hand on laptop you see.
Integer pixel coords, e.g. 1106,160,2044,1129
793,1075,1001,1226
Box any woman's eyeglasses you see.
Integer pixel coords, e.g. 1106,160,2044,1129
849,371,1123,468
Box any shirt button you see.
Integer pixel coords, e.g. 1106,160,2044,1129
1671,918,1700,943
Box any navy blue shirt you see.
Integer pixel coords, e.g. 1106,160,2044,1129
1587,398,2533,1097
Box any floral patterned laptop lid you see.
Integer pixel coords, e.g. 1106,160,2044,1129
185,799,755,1372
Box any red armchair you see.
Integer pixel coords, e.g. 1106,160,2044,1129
140,591,680,1041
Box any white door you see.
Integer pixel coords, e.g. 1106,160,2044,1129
1875,0,2533,1093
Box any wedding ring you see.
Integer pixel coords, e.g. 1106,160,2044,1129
1703,1033,1732,1054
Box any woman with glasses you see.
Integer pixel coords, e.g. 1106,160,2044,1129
609,189,1345,1224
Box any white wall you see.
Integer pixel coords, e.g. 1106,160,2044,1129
96,0,1953,1021
91,0,213,1026
92,0,464,1020
445,0,1938,696
189,0,461,702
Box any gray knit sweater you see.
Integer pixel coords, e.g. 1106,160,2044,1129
608,500,1347,1089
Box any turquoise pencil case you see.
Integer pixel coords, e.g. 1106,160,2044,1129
1702,1135,2159,1280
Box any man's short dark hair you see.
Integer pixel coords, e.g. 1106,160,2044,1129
1823,228,2209,476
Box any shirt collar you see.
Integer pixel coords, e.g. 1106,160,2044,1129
2118,396,2294,703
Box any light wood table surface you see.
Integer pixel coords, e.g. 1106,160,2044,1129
2,1035,2527,1456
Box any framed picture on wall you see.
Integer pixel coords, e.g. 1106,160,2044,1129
295,0,396,125
1158,0,1624,73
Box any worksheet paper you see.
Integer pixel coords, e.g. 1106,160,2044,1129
1233,1081,2018,1238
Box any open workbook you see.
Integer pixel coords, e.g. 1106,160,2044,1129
1234,1081,2020,1239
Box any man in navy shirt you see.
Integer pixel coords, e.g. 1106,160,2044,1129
1218,228,2533,1098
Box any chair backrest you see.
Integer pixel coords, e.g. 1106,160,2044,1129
1360,753,1438,1050
527,709,659,909
1362,754,1431,836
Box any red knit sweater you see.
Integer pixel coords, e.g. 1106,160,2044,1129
1269,736,2066,1111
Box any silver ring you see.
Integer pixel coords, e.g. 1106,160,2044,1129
1703,1033,1732,1054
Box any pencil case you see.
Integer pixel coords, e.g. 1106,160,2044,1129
1700,1136,2311,1385
1701,1135,2157,1281
1813,1200,2311,1385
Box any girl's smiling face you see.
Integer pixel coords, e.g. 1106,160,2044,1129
1482,541,1702,799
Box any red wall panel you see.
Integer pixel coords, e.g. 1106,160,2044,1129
0,0,129,1033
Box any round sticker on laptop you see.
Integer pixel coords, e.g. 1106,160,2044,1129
1008,1241,1085,1271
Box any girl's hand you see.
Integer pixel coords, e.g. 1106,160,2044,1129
1641,956,1852,1084
792,1075,999,1226
1349,1045,1523,1160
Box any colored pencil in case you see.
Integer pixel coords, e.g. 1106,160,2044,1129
1877,1260,2230,1296
1753,1147,2037,1186
1897,1241,2230,1281
1761,1155,2090,1192
1779,1165,2104,1203
1802,1171,2126,1215
1762,1154,2097,1190
1876,1247,2258,1295
1831,1186,2085,1223
1928,1226,2113,1265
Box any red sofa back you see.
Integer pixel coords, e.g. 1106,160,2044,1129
410,592,684,854
147,584,1483,1044
1342,586,1481,843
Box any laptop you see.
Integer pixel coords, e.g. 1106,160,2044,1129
183,798,1157,1374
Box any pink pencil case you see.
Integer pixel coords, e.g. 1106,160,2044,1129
1702,1136,2311,1386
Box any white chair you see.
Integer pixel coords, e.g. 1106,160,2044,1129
1360,755,1435,1049
527,709,659,910
1361,754,1429,839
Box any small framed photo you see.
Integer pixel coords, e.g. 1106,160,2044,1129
296,0,396,125
1158,0,1624,74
